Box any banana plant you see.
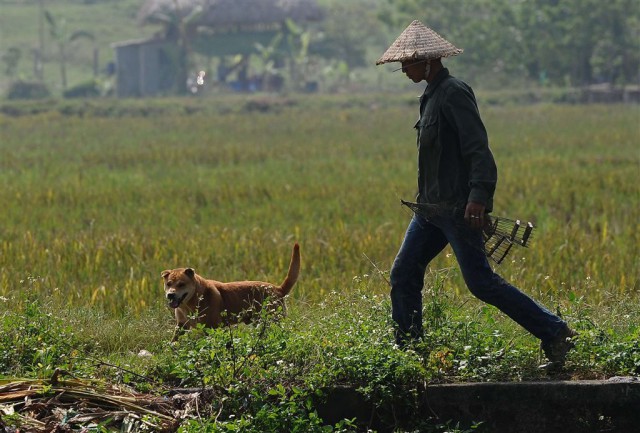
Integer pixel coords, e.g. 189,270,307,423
254,32,284,90
280,18,312,90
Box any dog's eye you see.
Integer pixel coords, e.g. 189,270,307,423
176,282,184,288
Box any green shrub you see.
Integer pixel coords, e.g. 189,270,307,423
63,79,102,99
0,285,80,377
148,288,429,431
6,80,51,100
151,314,359,432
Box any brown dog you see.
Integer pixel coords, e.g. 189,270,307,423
162,243,300,339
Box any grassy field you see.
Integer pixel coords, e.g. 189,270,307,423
0,96,639,431
1,97,638,309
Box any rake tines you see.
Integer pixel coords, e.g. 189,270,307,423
483,216,535,264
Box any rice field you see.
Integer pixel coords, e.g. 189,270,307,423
0,97,638,316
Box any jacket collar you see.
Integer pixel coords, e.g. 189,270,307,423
423,67,450,98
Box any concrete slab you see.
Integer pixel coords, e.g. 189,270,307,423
318,377,640,432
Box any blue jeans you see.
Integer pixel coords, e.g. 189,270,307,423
390,214,566,344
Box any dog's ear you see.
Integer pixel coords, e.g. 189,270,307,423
185,268,195,279
161,270,172,279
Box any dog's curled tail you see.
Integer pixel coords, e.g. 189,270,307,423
279,243,300,296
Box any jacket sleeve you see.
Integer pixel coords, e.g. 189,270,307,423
441,86,497,208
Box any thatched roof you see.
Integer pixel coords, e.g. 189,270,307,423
138,0,324,29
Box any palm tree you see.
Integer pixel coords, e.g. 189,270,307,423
144,1,203,94
44,10,95,90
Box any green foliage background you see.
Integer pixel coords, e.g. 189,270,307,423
0,0,638,95
384,0,640,87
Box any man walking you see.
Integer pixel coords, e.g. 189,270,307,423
377,20,576,367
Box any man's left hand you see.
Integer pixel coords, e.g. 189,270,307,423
464,202,486,229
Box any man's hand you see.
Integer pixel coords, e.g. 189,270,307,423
464,201,486,229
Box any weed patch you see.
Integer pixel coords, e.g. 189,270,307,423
0,287,80,377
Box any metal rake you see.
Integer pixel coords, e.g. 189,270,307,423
482,215,534,264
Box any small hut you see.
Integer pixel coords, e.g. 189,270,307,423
113,0,323,97
111,37,176,97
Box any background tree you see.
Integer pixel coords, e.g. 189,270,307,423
2,48,22,79
516,0,640,86
35,0,45,81
380,0,529,87
44,10,95,90
313,0,386,83
1,0,637,94
254,32,284,90
144,1,203,94
381,0,639,87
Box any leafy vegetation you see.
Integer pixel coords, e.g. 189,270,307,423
5,79,51,100
381,0,640,88
1,279,638,431
1,0,638,96
0,97,638,431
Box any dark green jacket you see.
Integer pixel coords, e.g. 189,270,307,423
415,68,497,212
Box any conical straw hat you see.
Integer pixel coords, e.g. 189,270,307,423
376,20,463,65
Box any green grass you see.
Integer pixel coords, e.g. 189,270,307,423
0,96,638,431
1,98,637,310
1,279,639,431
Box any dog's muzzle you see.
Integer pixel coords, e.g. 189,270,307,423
167,292,187,309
